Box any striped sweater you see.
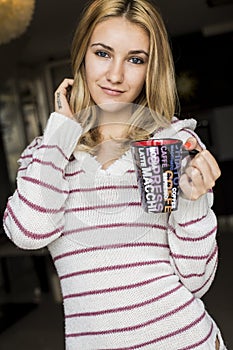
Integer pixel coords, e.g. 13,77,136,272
3,112,226,349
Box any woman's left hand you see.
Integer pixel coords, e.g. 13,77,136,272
54,78,74,118
179,137,221,200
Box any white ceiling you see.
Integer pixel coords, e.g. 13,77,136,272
0,0,233,74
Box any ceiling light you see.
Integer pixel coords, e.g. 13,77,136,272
0,0,35,45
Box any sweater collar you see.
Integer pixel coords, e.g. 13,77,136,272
73,149,134,176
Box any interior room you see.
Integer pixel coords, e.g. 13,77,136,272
0,0,233,349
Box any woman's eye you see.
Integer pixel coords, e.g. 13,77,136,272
95,51,109,58
129,57,144,64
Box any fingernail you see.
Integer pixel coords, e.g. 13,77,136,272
184,141,192,149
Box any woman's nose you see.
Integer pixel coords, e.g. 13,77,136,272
106,59,124,84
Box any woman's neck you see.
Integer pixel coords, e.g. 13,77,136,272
94,106,132,169
98,103,133,141
99,123,128,141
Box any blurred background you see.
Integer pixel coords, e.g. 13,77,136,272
0,0,232,349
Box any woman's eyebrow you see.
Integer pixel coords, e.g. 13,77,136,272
91,43,149,56
128,49,149,57
91,42,113,51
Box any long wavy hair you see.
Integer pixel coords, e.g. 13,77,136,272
70,0,179,154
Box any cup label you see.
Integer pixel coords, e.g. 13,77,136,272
132,140,182,213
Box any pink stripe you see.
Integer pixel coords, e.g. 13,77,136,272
171,118,180,124
60,260,170,280
179,323,214,350
54,242,169,261
207,244,218,264
21,176,69,194
65,296,196,337
20,154,32,160
172,245,218,279
65,170,85,177
7,203,63,240
65,202,141,213
65,283,182,317
169,224,217,242
18,167,28,172
39,144,69,160
182,129,196,138
31,158,63,173
178,214,207,227
17,190,63,214
171,246,218,263
19,139,68,170
173,261,205,279
63,222,167,236
69,185,138,193
64,274,172,301
192,260,218,294
177,268,205,279
170,252,210,260
173,250,218,278
110,312,209,349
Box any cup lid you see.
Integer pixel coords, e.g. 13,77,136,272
132,138,182,147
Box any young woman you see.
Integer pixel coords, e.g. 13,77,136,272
3,0,225,349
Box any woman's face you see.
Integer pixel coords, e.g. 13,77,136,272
84,17,149,111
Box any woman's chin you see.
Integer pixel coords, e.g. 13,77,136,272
97,102,134,115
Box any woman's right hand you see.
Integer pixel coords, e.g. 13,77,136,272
54,78,74,118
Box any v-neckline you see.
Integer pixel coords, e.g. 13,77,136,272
73,149,134,176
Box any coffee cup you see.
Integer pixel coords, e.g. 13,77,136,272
131,138,194,213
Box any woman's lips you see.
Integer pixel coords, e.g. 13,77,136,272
101,86,124,96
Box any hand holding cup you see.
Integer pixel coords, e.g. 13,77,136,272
180,137,221,200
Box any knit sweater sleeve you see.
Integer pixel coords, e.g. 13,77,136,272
3,112,83,250
168,191,218,298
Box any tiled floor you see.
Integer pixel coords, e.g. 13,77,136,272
0,220,232,350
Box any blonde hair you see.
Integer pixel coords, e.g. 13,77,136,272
70,0,179,153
